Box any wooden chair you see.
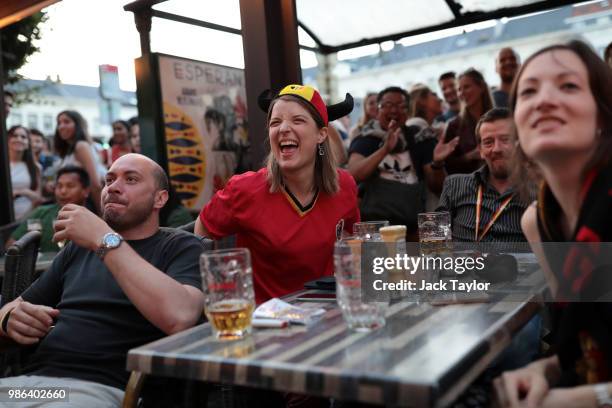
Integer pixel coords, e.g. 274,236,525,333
0,231,42,377
123,235,214,408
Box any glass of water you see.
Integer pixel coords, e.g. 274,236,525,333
27,219,42,232
353,220,389,241
418,212,453,283
334,238,388,332
52,220,67,249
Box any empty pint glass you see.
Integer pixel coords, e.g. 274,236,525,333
200,248,255,340
334,238,388,331
418,211,453,282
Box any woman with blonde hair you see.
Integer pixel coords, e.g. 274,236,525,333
496,40,612,408
443,68,493,174
349,92,378,139
195,84,359,304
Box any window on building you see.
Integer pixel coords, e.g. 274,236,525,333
27,113,38,130
43,114,53,133
9,112,23,127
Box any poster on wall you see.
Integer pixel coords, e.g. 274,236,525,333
157,54,249,210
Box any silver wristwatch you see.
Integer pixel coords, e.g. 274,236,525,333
95,232,123,260
595,384,612,408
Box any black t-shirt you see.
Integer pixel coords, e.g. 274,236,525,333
537,164,612,385
348,125,435,182
20,228,204,390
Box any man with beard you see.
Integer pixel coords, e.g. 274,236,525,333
436,108,531,242
348,86,458,239
0,154,204,407
492,47,520,108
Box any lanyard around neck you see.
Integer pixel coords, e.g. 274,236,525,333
475,184,515,242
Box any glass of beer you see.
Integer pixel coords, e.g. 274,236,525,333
353,220,389,241
200,248,255,340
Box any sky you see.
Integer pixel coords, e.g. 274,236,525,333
18,0,251,91
16,0,545,92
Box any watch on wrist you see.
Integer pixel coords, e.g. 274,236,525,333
595,383,612,408
96,232,123,260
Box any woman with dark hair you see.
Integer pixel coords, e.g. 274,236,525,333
443,68,494,174
8,125,41,219
107,120,133,165
54,110,105,213
496,40,612,407
195,84,359,304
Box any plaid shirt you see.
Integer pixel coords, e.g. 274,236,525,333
436,166,531,242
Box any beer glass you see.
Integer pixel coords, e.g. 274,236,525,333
200,248,255,340
418,211,452,282
353,220,389,241
334,238,388,331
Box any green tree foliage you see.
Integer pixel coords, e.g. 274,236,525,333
1,12,47,84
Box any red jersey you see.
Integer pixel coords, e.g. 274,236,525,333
200,168,359,303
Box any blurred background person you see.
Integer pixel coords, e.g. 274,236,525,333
105,119,133,166
443,68,493,175
128,116,140,153
492,47,520,108
8,125,41,220
349,92,378,140
54,110,105,213
605,41,612,69
437,71,460,122
7,166,90,252
4,90,14,118
159,185,193,228
29,128,56,173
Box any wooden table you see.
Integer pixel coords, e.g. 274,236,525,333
127,257,546,407
0,251,56,277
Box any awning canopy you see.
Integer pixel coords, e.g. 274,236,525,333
295,0,586,53
0,0,60,29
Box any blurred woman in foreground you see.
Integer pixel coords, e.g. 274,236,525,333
496,40,612,408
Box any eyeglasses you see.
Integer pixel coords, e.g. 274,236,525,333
378,102,408,111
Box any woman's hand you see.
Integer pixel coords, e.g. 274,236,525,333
433,136,459,163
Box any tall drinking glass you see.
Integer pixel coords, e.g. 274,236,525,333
418,211,452,282
334,238,388,331
353,220,389,241
27,219,42,232
200,248,255,340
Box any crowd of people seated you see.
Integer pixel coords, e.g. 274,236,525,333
4,109,191,238
0,39,610,407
